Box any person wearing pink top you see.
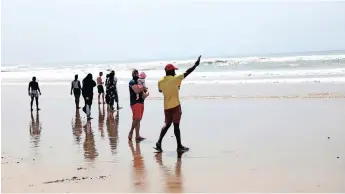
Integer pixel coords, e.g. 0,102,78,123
136,72,147,100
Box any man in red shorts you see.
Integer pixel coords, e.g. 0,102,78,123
154,55,201,152
128,69,149,142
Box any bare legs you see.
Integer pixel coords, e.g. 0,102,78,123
98,93,104,104
128,119,145,142
30,97,40,111
155,123,188,152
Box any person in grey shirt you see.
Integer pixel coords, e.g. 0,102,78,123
71,74,82,109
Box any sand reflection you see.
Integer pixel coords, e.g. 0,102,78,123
71,109,83,145
155,152,185,193
83,121,98,161
98,104,105,139
128,141,147,192
106,109,119,155
29,111,42,149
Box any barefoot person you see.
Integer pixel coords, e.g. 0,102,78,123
97,72,105,104
70,74,82,109
154,55,201,152
28,76,42,111
128,69,149,142
105,72,117,112
82,73,96,120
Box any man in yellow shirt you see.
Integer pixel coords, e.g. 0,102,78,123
154,56,201,153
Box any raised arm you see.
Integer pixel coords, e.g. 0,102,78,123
184,55,201,78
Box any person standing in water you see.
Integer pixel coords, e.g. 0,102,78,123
154,55,201,153
97,72,105,104
28,76,42,111
105,72,116,111
128,69,149,142
70,74,82,109
111,70,120,110
82,73,96,120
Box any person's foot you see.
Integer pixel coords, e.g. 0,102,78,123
37,108,41,111
177,146,189,152
135,137,146,142
154,142,163,152
128,133,133,141
87,117,93,121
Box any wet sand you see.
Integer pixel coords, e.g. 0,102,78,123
1,82,345,192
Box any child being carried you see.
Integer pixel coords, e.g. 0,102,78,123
136,72,147,100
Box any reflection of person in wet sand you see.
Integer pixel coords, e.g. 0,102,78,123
128,141,147,192
71,109,83,145
29,111,42,148
98,104,106,138
106,109,119,155
83,121,98,161
155,152,185,193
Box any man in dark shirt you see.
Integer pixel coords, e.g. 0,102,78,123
128,69,149,142
28,76,41,111
82,73,96,120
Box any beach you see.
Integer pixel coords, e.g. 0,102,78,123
1,82,345,192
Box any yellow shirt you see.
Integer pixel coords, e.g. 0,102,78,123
158,74,184,109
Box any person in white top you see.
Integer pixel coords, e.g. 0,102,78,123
70,74,82,109
97,72,105,104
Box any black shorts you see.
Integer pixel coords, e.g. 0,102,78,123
97,85,104,94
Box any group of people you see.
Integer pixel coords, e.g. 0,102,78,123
70,70,121,120
27,55,202,153
127,55,201,153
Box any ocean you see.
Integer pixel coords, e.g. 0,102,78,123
2,51,345,85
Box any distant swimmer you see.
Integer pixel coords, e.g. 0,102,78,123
28,76,42,111
97,72,105,104
71,74,82,109
82,73,96,120
154,55,201,153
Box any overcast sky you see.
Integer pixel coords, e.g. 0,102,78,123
2,0,345,65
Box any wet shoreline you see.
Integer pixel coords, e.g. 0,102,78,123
2,83,345,192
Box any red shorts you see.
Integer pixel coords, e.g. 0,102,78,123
131,103,144,120
164,105,182,124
